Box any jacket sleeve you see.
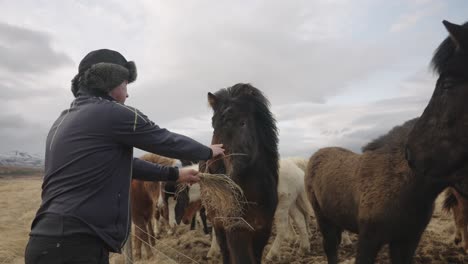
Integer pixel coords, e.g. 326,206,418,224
110,103,212,162
132,158,179,182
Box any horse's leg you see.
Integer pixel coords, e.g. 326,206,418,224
216,227,231,264
190,214,196,230
134,219,153,259
167,197,177,235
316,215,343,264
310,193,341,264
463,217,468,253
156,208,169,236
290,203,310,254
389,237,421,264
452,204,463,246
253,228,272,263
157,187,169,235
266,194,291,261
200,207,210,234
454,202,468,253
226,229,256,264
154,207,162,238
296,190,314,236
133,220,144,260
147,217,156,246
207,227,221,259
355,232,383,264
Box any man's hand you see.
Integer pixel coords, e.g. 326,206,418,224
177,168,200,185
210,144,225,158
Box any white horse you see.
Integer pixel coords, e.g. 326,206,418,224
196,158,314,260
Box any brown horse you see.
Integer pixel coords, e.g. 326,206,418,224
130,153,179,259
305,118,450,264
406,20,468,192
443,187,468,253
206,83,279,263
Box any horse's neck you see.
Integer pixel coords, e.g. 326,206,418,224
406,170,447,206
387,152,446,205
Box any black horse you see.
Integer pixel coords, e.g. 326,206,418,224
206,83,279,263
406,20,468,193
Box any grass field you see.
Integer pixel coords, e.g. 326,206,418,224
1,171,468,264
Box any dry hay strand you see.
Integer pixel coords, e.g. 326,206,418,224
177,172,250,231
199,173,251,230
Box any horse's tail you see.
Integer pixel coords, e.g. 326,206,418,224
289,157,308,172
296,188,314,220
443,188,458,214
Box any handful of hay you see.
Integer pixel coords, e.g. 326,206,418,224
178,172,251,230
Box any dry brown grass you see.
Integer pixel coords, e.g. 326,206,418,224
0,175,42,264
2,174,468,264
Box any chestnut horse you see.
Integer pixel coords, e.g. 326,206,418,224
130,153,179,259
443,187,468,253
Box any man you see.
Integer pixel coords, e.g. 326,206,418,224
24,49,224,263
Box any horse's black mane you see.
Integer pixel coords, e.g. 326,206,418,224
431,21,468,76
362,118,419,153
214,83,279,171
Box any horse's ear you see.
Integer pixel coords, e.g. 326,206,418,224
443,20,468,50
208,92,218,109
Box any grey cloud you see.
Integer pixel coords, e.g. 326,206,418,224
0,74,59,100
0,0,446,157
130,1,436,124
0,113,30,129
275,94,427,156
0,22,72,102
0,22,73,74
0,129,46,155
0,112,48,154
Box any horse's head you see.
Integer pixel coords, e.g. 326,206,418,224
407,20,468,183
207,83,278,174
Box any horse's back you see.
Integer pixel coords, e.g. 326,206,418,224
306,147,359,184
278,158,306,196
305,147,360,231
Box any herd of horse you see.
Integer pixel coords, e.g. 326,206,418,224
129,20,468,263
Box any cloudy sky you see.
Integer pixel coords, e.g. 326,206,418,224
0,0,466,158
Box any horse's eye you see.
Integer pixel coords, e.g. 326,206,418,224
442,77,456,90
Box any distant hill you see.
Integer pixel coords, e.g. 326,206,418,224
0,166,43,176
0,151,44,169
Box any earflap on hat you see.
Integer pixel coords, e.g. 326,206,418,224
125,61,137,83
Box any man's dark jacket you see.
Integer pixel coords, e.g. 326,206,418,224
30,94,212,252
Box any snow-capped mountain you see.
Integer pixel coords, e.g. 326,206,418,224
0,151,44,168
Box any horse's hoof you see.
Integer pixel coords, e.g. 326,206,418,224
299,245,310,254
265,253,278,261
206,253,219,259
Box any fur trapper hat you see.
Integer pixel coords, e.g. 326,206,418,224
71,49,137,97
